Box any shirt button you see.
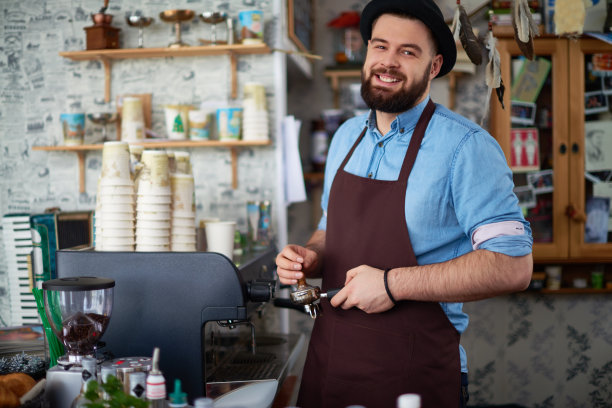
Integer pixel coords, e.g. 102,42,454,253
378,142,383,147
400,128,405,133
368,173,373,178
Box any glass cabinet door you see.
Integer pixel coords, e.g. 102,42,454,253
569,39,612,259
490,38,569,260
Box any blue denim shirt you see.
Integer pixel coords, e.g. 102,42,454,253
317,97,533,372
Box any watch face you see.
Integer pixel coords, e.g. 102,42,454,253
435,0,490,23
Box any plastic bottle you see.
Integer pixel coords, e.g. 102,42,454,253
397,393,421,408
70,357,98,408
168,379,188,407
193,397,214,408
100,365,117,401
129,371,147,400
146,347,167,408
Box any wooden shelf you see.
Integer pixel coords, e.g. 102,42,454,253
32,140,271,192
538,288,612,294
324,69,361,109
59,43,271,102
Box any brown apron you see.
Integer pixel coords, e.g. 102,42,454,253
297,100,460,408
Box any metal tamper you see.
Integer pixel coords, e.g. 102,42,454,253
289,277,341,319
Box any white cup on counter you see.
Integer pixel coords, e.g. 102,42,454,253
205,221,236,260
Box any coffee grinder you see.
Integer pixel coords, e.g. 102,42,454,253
43,277,115,407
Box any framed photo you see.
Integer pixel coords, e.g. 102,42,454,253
288,0,314,53
510,127,540,172
510,100,537,126
585,120,612,171
527,169,554,194
513,186,537,209
585,90,609,115
585,196,610,243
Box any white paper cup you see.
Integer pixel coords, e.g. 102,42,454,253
98,194,135,205
96,211,134,221
98,203,134,213
140,150,170,187
137,219,171,229
172,226,196,235
101,141,133,181
95,219,135,229
138,210,172,219
171,242,196,252
98,185,135,195
99,236,135,245
136,235,170,245
121,97,145,141
171,234,197,244
173,151,192,174
136,244,170,252
97,244,134,252
137,202,172,212
205,221,236,259
172,210,196,219
164,105,190,140
97,227,134,237
171,173,195,212
136,228,170,237
137,191,172,203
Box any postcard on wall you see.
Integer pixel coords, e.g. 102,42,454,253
511,57,552,103
594,182,612,231
585,120,612,171
510,128,540,172
584,90,609,115
527,169,554,194
585,196,610,243
513,185,537,209
510,101,537,126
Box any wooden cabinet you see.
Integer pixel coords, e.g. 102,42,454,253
490,37,612,262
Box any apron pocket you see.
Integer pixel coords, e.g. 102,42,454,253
326,317,414,387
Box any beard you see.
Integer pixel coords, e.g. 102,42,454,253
360,62,432,113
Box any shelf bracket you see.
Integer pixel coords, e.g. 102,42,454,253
230,147,238,189
77,151,86,193
102,57,112,103
230,52,238,99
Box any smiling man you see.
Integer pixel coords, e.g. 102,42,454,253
275,0,533,407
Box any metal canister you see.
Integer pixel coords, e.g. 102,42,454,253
101,356,152,394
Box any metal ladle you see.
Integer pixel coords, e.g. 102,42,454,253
289,277,341,319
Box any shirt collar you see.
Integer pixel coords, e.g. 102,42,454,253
365,96,431,137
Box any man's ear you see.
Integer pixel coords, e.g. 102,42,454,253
430,54,443,78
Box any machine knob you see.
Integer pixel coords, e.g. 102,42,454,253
247,280,275,302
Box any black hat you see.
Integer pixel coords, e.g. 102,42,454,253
360,0,456,78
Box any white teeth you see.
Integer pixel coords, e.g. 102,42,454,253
378,75,399,83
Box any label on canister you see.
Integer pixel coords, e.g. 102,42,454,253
216,108,242,140
238,10,264,44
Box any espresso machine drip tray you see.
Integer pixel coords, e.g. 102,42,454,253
205,333,304,401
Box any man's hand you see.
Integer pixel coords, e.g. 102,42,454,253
276,244,321,285
330,265,394,313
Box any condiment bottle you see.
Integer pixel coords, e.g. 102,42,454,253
100,365,117,401
168,379,188,407
194,397,214,408
70,357,98,408
397,393,421,408
146,347,167,408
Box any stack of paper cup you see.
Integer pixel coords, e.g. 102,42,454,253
95,141,136,251
173,151,192,175
171,173,196,251
135,150,172,252
121,97,145,142
242,83,268,141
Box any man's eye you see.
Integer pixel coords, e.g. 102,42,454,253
402,50,413,56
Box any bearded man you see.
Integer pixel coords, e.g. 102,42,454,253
276,0,533,407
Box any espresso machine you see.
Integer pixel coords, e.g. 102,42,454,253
54,247,302,404
43,276,115,407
